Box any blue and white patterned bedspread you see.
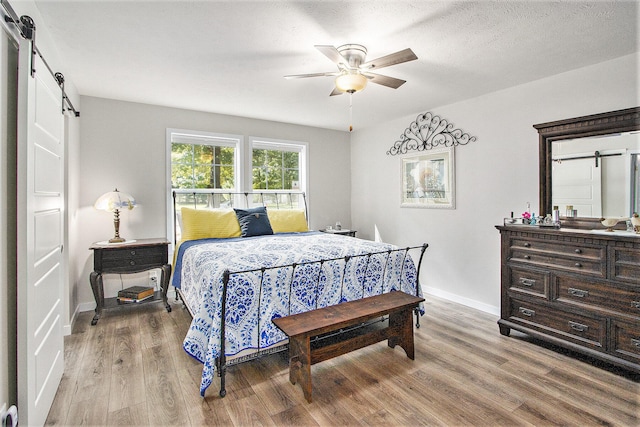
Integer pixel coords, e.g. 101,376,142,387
173,231,423,396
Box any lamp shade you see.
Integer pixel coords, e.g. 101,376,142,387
335,72,368,93
94,189,136,212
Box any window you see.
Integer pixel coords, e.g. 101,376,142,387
166,130,307,247
250,137,307,191
169,130,240,190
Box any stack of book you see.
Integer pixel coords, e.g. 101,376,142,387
117,285,155,304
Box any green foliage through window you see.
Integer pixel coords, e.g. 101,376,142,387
252,148,299,190
171,142,235,189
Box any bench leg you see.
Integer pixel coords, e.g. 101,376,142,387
387,308,415,360
288,335,313,403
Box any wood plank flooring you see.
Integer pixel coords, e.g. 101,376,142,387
45,295,639,426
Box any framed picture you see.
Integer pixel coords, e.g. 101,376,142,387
401,147,455,209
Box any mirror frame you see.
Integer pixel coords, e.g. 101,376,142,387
535,106,640,228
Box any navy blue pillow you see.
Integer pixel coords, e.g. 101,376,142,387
234,206,274,237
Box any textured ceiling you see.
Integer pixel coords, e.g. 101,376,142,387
30,0,639,132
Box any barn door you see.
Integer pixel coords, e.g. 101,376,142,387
16,34,65,426
552,157,602,217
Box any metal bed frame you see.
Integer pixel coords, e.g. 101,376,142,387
171,190,428,398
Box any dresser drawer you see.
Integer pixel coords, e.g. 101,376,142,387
610,247,640,285
509,238,605,276
510,249,605,276
508,299,605,350
611,320,640,364
508,266,548,298
510,238,605,260
554,275,640,318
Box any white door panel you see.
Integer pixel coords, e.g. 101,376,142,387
17,36,65,427
34,146,61,194
34,210,61,261
552,158,602,217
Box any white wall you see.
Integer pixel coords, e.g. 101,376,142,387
350,52,640,315
75,97,351,310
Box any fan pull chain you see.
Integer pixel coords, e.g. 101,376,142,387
349,91,353,132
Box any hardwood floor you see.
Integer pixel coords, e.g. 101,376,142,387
45,295,639,426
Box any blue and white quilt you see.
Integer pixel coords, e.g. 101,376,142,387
172,231,424,396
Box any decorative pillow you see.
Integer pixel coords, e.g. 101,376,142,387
234,206,274,237
180,207,241,241
267,209,309,233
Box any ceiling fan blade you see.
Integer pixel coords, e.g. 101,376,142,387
329,87,344,96
360,48,417,70
315,45,349,68
284,72,340,79
362,72,407,89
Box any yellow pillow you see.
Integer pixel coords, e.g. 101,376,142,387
180,207,241,240
267,209,309,233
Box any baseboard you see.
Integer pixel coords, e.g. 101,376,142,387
423,286,500,316
63,303,84,336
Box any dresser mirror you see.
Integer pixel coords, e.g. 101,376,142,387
535,107,640,228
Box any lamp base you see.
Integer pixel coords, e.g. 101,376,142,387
109,237,126,243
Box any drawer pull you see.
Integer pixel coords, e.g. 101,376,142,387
632,301,640,310
574,248,582,254
632,339,640,349
523,255,531,260
569,321,588,333
523,242,531,248
568,288,589,298
130,260,136,266
519,307,535,317
130,250,136,256
574,263,582,268
519,278,536,287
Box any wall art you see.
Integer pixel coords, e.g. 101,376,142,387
388,111,476,156
401,147,455,209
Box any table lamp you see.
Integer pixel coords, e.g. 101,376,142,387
94,188,136,243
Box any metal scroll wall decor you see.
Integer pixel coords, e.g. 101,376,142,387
387,111,476,155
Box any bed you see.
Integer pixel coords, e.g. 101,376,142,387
170,190,428,397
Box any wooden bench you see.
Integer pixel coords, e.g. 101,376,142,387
272,291,424,403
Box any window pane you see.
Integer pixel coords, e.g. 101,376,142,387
219,166,235,189
193,144,214,164
172,164,194,188
283,151,298,168
171,140,236,190
172,143,193,164
251,144,302,190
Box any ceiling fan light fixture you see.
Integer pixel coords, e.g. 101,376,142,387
335,72,368,93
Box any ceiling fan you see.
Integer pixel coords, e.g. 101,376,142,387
285,44,418,96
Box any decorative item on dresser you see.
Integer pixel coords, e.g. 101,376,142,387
89,238,171,325
496,225,640,373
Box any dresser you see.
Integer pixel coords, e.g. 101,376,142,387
89,238,172,325
496,226,640,373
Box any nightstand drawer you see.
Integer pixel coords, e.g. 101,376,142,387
94,244,168,272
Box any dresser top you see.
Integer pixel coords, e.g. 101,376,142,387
495,225,640,243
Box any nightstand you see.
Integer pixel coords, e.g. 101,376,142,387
89,238,171,325
320,229,357,237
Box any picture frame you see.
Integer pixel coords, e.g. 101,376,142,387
401,147,455,209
